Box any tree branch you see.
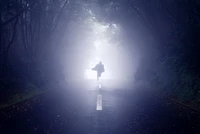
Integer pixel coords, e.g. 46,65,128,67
2,1,36,27
128,0,155,39
6,18,18,55
52,0,68,32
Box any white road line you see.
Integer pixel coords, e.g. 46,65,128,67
96,94,102,111
98,83,101,88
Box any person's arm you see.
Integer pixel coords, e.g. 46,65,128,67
92,65,98,70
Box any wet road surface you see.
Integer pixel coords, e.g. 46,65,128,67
0,80,200,134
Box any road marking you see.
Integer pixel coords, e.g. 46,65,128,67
98,83,101,88
96,94,102,110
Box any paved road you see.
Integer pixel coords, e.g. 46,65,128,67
0,80,200,134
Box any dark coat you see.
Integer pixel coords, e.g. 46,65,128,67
92,63,105,77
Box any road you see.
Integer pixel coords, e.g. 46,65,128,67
0,80,200,134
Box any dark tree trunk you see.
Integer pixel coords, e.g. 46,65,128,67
5,18,19,69
0,13,2,76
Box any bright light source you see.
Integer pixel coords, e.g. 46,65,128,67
85,69,96,79
64,8,130,81
94,40,100,49
85,58,98,79
83,16,122,80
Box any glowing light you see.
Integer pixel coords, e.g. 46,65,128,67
94,40,100,49
82,10,121,80
85,58,100,79
85,69,96,79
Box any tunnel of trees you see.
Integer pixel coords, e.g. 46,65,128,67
0,0,200,106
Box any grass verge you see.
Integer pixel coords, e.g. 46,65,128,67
0,88,46,110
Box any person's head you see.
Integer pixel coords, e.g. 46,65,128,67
99,61,102,64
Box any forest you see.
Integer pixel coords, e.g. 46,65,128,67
0,0,200,110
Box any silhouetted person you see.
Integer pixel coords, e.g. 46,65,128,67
92,61,105,81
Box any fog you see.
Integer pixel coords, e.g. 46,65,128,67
55,5,140,82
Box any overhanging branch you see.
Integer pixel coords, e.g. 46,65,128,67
2,1,36,27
